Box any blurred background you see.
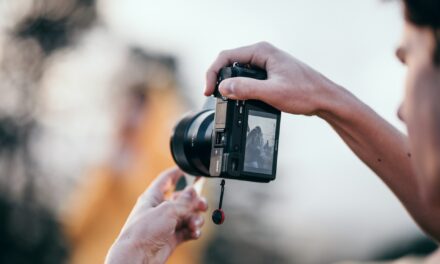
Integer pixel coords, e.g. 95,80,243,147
0,0,437,263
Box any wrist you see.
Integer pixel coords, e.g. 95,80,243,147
106,238,151,264
315,81,357,122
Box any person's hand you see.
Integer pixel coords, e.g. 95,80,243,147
205,42,342,116
105,168,208,264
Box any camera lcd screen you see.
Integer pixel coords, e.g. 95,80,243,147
243,110,277,175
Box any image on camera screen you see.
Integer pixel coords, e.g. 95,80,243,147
243,110,277,175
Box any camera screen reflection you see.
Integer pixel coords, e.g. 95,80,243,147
243,110,277,175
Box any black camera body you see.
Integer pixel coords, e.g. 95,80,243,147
209,63,281,182
170,63,281,182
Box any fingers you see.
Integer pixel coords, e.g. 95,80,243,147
156,185,207,219
218,77,269,101
174,226,202,245
205,41,275,96
141,167,184,207
174,214,204,245
156,186,207,245
172,186,208,217
150,186,207,249
171,189,208,212
188,214,204,232
170,191,181,200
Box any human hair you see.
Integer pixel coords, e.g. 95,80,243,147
402,0,440,64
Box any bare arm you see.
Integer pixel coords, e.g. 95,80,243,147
205,42,440,241
318,85,440,240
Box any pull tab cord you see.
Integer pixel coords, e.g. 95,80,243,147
218,179,225,209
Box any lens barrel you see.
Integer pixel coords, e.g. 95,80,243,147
170,110,214,176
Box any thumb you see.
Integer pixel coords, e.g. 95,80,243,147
219,77,268,100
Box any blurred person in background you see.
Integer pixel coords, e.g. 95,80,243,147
205,0,440,263
64,50,211,264
0,0,209,263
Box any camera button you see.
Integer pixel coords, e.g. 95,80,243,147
237,118,242,127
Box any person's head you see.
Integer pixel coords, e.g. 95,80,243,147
396,0,440,204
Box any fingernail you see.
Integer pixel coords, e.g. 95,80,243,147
200,197,208,210
219,83,233,95
195,215,203,226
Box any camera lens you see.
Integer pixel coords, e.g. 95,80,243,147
170,110,214,176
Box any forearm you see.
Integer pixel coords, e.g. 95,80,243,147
317,84,440,239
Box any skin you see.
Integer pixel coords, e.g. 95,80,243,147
105,17,440,264
105,168,208,264
205,22,440,260
396,24,440,206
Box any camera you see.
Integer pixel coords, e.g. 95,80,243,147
170,62,281,182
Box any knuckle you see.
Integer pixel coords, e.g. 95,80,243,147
256,41,275,53
187,187,196,198
161,201,177,215
181,188,196,202
218,49,229,58
257,41,271,49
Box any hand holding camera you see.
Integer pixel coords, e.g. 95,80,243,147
171,62,281,182
169,43,350,223
171,60,285,224
205,42,341,117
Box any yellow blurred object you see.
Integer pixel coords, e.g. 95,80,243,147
63,87,211,264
